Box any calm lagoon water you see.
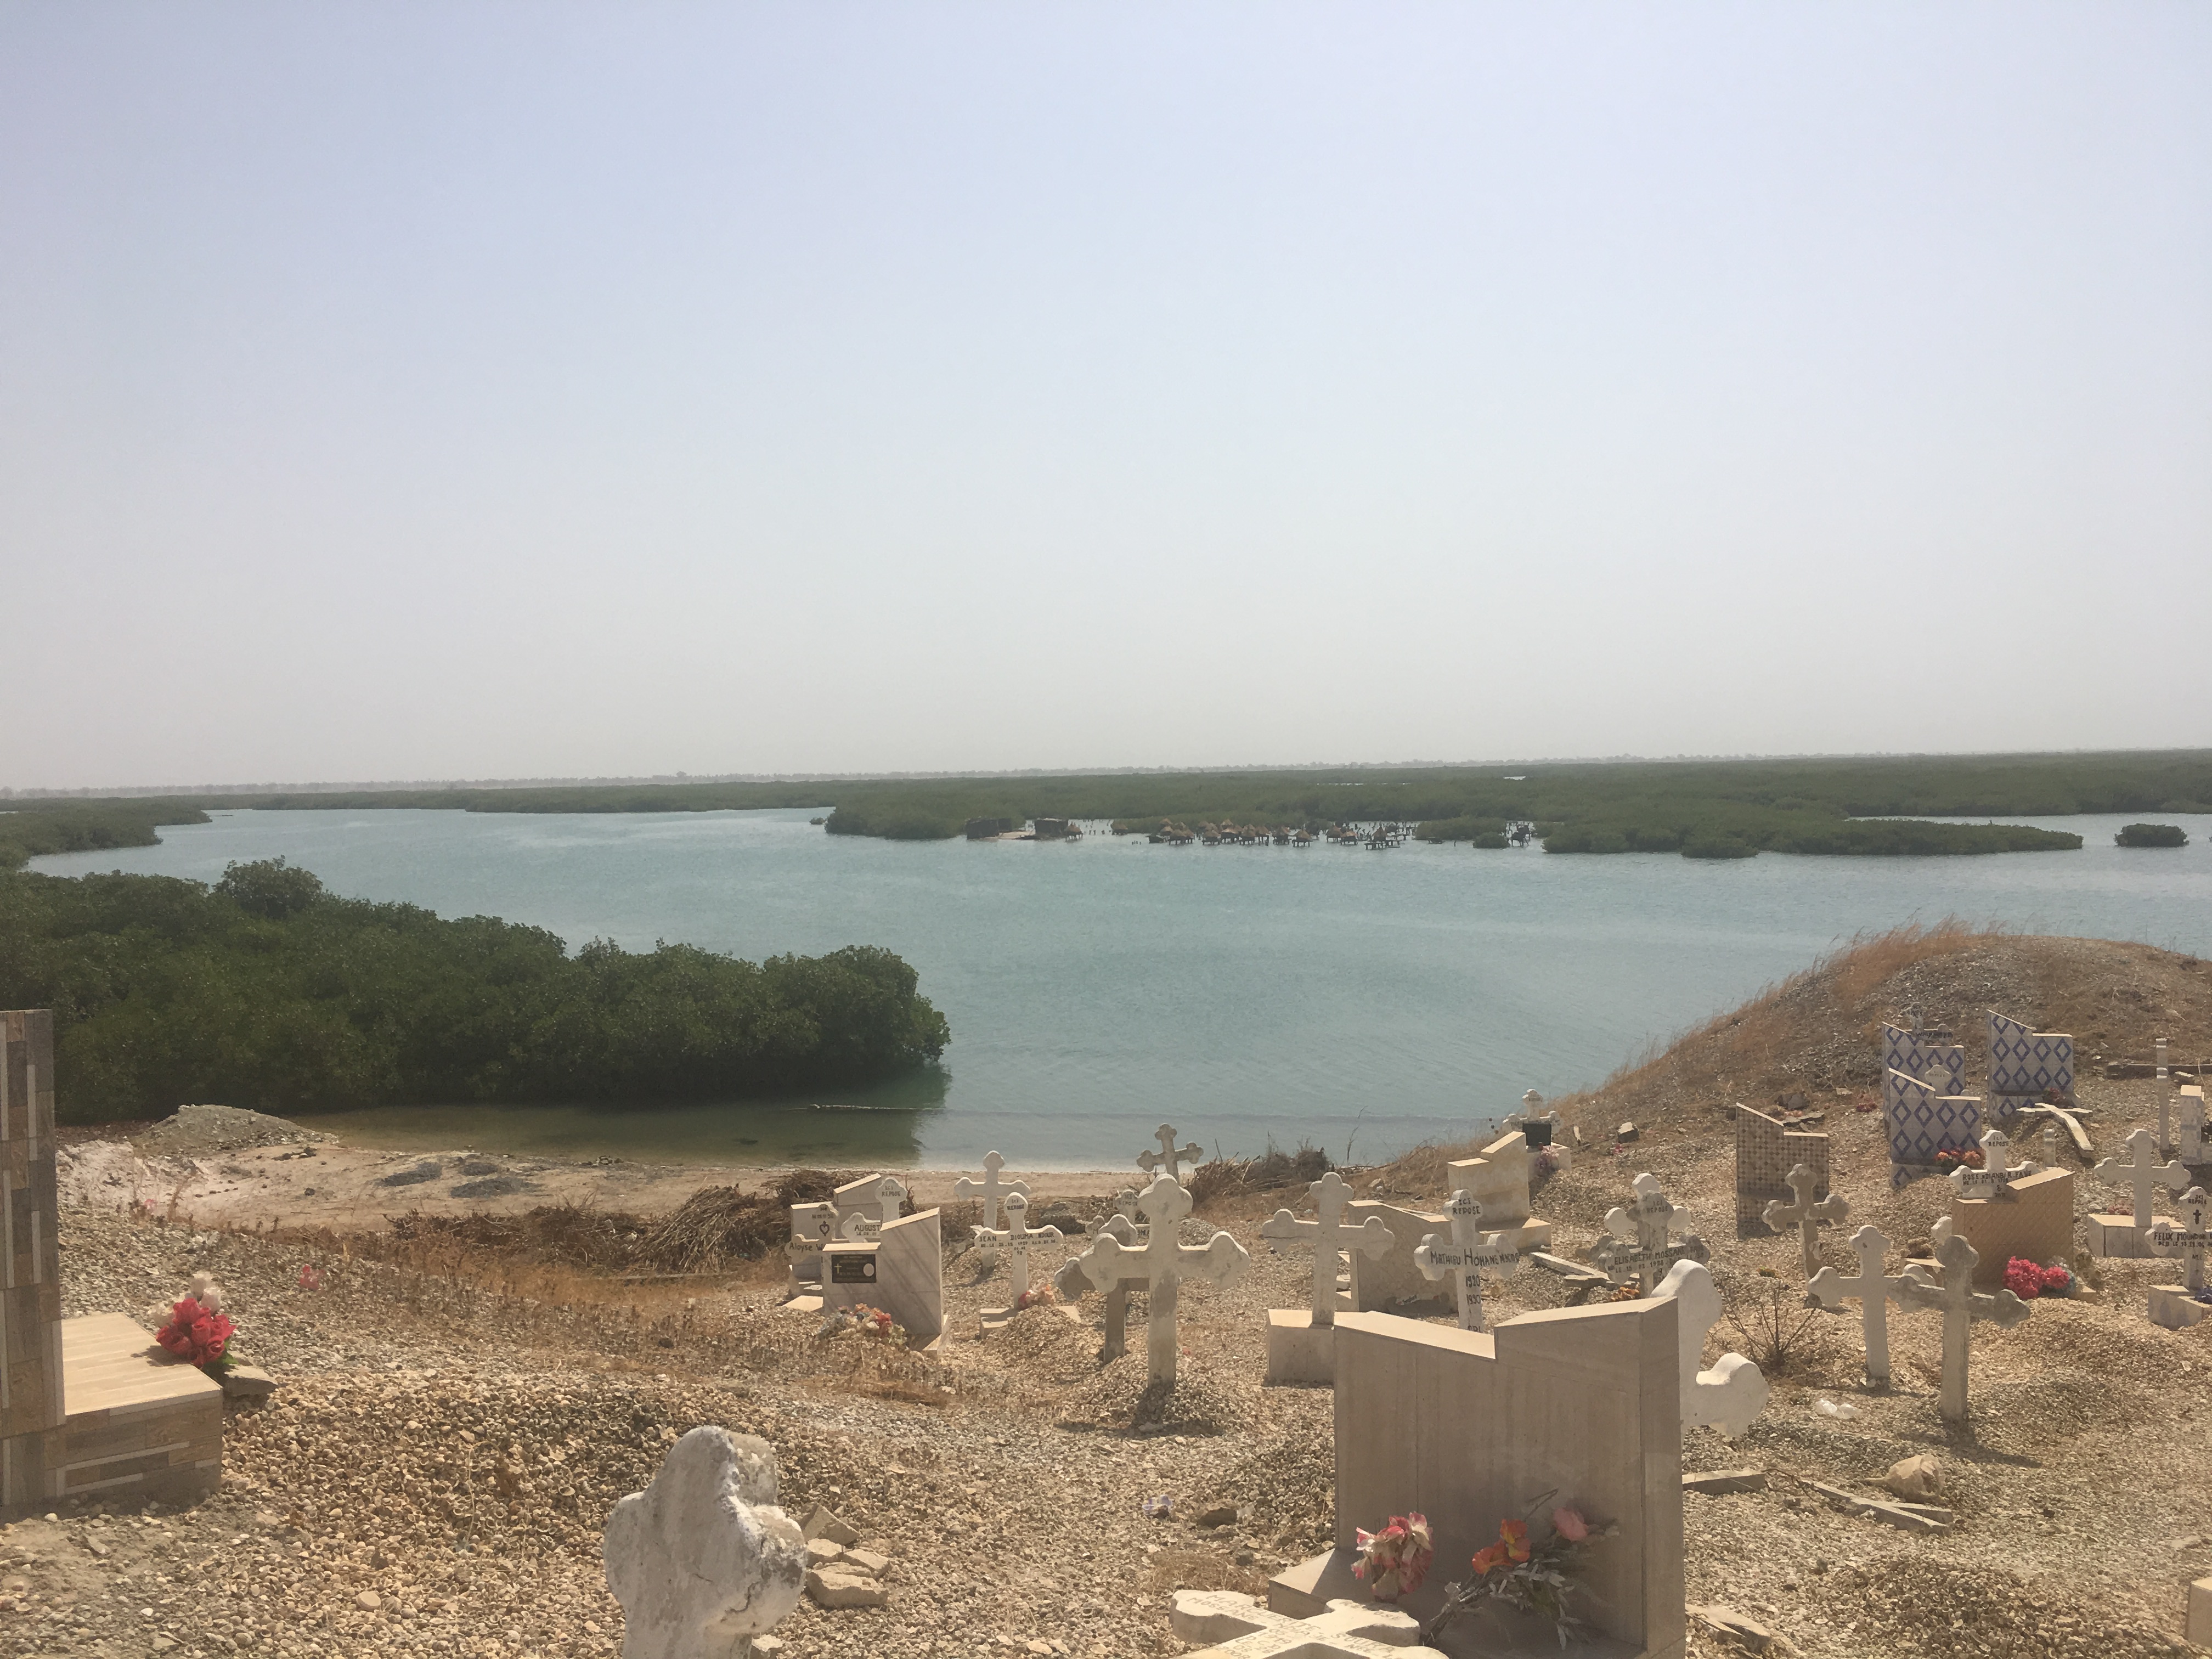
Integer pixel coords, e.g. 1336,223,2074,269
30,808,2212,1169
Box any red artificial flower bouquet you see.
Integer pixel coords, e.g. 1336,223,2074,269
1421,1491,1616,1647
156,1274,236,1373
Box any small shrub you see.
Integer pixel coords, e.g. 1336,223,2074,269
1723,1277,1831,1376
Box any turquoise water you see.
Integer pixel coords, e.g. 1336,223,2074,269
29,807,2212,1169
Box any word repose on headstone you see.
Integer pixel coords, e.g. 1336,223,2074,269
1070,1175,1249,1383
603,1426,805,1659
1259,1172,1394,1384
953,1150,1030,1233
1650,1260,1767,1437
1762,1162,1848,1278
1413,1190,1521,1333
2148,1186,2212,1331
2090,1128,2190,1257
1898,1229,2032,1422
1592,1172,1709,1290
1808,1224,1909,1387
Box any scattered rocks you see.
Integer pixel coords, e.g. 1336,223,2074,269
137,1104,337,1154
804,1566,889,1610
1883,1454,1943,1500
1617,1121,1640,1142
1683,1469,1766,1495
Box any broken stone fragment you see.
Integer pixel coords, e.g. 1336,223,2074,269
841,1547,890,1578
804,1567,888,1610
800,1504,861,1548
803,1538,843,1568
220,1364,278,1400
1884,1454,1943,1499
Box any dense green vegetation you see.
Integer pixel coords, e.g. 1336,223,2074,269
2116,822,2190,848
0,799,210,872
18,749,2207,861
0,860,949,1122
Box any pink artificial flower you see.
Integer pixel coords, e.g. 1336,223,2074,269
1551,1506,1589,1542
298,1265,324,1291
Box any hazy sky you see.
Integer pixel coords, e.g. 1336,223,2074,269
5,4,2208,789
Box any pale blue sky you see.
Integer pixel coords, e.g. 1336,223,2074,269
4,3,2207,788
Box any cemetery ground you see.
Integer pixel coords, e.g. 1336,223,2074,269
7,926,2212,1658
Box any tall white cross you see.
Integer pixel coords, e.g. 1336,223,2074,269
1593,1172,1709,1289
1947,1129,2034,1200
953,1152,1030,1232
1259,1171,1394,1327
1412,1189,1521,1331
1070,1175,1250,1382
2093,1128,2190,1230
1762,1163,1850,1278
1898,1228,2032,1422
972,1192,1063,1300
2148,1186,2212,1294
1136,1124,1205,1183
1808,1224,1909,1387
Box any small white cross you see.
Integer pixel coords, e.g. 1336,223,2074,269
1808,1224,1909,1387
1898,1228,2032,1422
2149,1186,2212,1294
1259,1171,1394,1327
1948,1129,2035,1200
972,1191,1063,1300
1412,1189,1521,1331
953,1151,1030,1233
2093,1128,2190,1231
1762,1162,1850,1278
1136,1124,1205,1183
1070,1175,1249,1383
1594,1172,1709,1289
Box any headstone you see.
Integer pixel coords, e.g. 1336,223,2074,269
2148,1187,2212,1330
1443,1131,1555,1248
2179,1085,2210,1164
1269,1297,1686,1658
0,1010,61,1510
1881,1069,1984,1190
2089,1128,2189,1256
831,1172,903,1232
952,1151,1030,1233
1946,1128,2035,1200
1069,1175,1250,1383
1734,1105,1831,1234
1898,1229,2032,1421
1648,1260,1767,1437
973,1192,1063,1315
1136,1124,1204,1183
1950,1164,2075,1289
783,1203,834,1286
1985,1010,2075,1119
1336,1200,1451,1315
873,1207,944,1345
1167,1590,1444,1658
1260,1172,1395,1384
602,1426,804,1659
1412,1190,1521,1332
1762,1161,1849,1277
1593,1172,1709,1289
1809,1224,1909,1387
1881,1022,1966,1096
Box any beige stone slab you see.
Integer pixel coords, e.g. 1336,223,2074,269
1262,1308,1335,1386
62,1315,223,1417
2088,1213,2164,1259
1951,1167,2075,1288
874,1207,944,1344
2149,1286,2209,1330
2188,1576,2212,1646
1340,1201,1449,1313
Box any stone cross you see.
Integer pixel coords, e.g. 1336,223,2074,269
953,1151,1030,1233
1808,1224,1910,1387
1650,1259,1768,1437
1898,1229,2032,1421
1946,1129,2034,1199
1167,1589,1446,1659
1412,1189,1521,1331
972,1192,1063,1301
603,1426,805,1659
2094,1128,2191,1230
1762,1162,1849,1278
1136,1124,1205,1183
864,1175,907,1224
1070,1175,1250,1383
2148,1186,2212,1293
1593,1172,1710,1289
1053,1214,1146,1361
1259,1171,1395,1327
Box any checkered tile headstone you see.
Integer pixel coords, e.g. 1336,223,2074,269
1987,1012,2073,1121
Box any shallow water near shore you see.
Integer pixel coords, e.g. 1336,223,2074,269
33,806,2212,1168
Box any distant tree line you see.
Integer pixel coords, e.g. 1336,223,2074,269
0,860,950,1122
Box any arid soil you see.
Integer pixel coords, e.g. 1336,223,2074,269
7,928,2212,1659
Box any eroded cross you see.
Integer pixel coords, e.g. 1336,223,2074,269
1898,1228,2032,1421
838,1175,907,1240
1136,1124,1205,1183
1259,1171,1394,1327
1651,1259,1767,1436
1809,1224,1909,1387
2094,1128,2191,1231
1167,1589,1446,1659
973,1191,1063,1301
1593,1172,1709,1289
953,1151,1030,1233
2148,1186,2212,1293
1762,1162,1849,1278
1070,1175,1250,1382
1948,1129,2035,1200
1412,1189,1520,1331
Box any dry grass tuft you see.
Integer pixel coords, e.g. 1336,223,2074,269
1147,1549,1267,1596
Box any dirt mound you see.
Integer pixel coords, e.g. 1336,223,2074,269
1054,1354,1256,1436
137,1103,335,1154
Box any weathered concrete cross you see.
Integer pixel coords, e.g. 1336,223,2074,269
2148,1186,2212,1293
1167,1589,1446,1659
973,1191,1063,1301
1593,1172,1709,1289
1898,1227,2032,1421
1071,1175,1250,1382
2094,1128,2191,1231
1136,1124,1205,1183
1947,1128,2035,1200
1259,1171,1395,1328
953,1151,1030,1233
1762,1161,1850,1278
837,1176,907,1240
1412,1189,1521,1331
1808,1223,1909,1387
1651,1259,1768,1437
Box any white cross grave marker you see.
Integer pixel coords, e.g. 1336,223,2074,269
1946,1128,2035,1200
2148,1187,2212,1294
1071,1174,1250,1383
1167,1589,1446,1659
1808,1224,1909,1387
1650,1259,1768,1436
1898,1228,2032,1422
953,1151,1030,1233
2094,1129,2191,1231
1259,1171,1395,1328
1136,1124,1205,1183
1593,1172,1710,1289
1411,1189,1521,1331
973,1191,1063,1301
1762,1161,1850,1278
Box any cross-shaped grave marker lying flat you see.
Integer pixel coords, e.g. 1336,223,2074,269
1259,1170,1394,1328
2149,1186,2212,1294
953,1151,1030,1233
1136,1124,1205,1184
1809,1223,1910,1388
1412,1189,1521,1332
1948,1129,2036,1200
2094,1128,2191,1231
1167,1590,1446,1659
1593,1172,1709,1290
1763,1161,1849,1278
973,1191,1063,1305
1070,1174,1249,1383
1898,1227,2032,1422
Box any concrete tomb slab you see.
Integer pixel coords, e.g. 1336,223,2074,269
1336,1200,1451,1316
2090,1127,2188,1257
1170,1589,1444,1658
2148,1186,2212,1330
1950,1164,2074,1289
873,1206,944,1345
1260,1171,1395,1384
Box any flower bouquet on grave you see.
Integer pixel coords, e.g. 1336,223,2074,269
156,1273,237,1376
1351,1511,1434,1601
1421,1491,1617,1650
1013,1284,1057,1312
1934,1147,1985,1172
2004,1258,2072,1300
